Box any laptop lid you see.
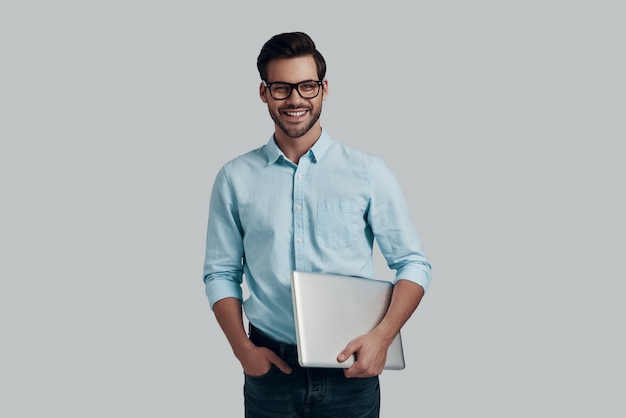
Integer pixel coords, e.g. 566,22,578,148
291,271,405,370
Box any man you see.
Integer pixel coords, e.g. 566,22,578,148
203,32,431,417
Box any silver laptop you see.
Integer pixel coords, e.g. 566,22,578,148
291,271,405,370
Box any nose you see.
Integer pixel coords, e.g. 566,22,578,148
284,86,304,104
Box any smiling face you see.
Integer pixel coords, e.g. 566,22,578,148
260,55,328,142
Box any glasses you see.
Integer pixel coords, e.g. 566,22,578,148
263,80,323,100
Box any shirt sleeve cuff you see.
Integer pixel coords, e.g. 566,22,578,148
394,264,432,292
205,279,244,309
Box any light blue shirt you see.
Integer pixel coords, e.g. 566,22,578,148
203,130,431,344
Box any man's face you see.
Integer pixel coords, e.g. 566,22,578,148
260,55,328,139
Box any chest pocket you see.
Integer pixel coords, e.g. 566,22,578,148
316,201,363,248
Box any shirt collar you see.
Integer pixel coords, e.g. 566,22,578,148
308,129,332,162
264,129,333,165
264,135,284,165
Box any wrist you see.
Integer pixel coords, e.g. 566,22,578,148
372,321,400,345
232,337,257,359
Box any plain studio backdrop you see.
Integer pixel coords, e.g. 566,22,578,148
1,1,624,417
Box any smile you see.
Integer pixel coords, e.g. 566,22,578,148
284,111,307,117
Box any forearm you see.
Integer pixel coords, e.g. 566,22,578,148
212,297,292,375
339,279,424,377
212,297,255,358
372,279,424,343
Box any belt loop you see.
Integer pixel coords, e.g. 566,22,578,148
279,343,286,359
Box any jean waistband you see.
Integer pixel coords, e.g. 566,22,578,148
249,323,298,361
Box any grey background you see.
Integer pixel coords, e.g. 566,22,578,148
1,1,624,417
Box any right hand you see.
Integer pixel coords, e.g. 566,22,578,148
237,344,292,376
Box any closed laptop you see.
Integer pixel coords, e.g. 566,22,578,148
291,271,405,370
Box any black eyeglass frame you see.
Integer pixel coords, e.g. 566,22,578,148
262,80,324,100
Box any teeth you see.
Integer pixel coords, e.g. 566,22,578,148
286,111,305,116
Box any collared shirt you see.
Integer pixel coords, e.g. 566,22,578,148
203,130,431,344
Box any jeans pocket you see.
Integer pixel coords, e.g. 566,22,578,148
244,365,275,381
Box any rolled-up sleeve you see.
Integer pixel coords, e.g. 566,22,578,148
203,166,245,308
368,158,432,291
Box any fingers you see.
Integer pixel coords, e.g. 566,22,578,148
257,347,292,374
344,359,383,379
267,350,292,374
241,346,292,376
344,366,360,379
338,337,386,378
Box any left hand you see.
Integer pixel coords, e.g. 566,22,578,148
337,331,391,378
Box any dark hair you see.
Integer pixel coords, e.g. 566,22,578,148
257,32,326,81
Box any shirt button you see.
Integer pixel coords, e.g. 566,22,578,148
295,204,301,210
296,238,303,244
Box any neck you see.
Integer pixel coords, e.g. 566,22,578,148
274,124,322,164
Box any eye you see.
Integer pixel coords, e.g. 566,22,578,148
272,84,289,93
299,82,317,91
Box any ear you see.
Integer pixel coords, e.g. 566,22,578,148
259,82,268,103
321,79,329,101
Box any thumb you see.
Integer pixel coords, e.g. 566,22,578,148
337,341,357,363
268,352,292,374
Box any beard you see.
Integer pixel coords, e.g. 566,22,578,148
269,103,322,139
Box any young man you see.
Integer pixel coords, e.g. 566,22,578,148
203,32,431,417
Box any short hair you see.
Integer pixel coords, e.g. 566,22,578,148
257,32,327,82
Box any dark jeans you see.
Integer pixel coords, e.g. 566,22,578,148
245,324,380,418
